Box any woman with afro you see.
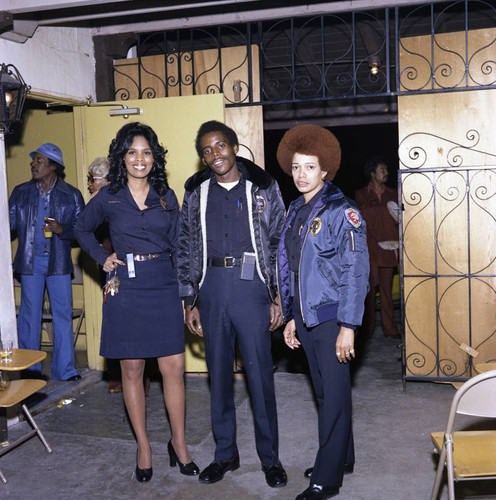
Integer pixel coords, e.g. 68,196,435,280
277,124,369,500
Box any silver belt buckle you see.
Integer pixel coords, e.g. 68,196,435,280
224,256,235,268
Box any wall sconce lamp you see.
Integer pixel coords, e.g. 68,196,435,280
0,63,30,134
368,55,381,76
109,104,143,119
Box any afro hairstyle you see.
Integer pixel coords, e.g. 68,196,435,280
276,124,341,180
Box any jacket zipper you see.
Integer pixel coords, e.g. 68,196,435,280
298,204,326,325
253,185,274,302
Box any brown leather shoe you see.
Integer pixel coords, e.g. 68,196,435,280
108,381,122,393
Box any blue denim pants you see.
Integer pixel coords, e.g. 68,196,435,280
17,255,78,380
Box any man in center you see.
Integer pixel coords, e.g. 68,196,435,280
177,120,287,488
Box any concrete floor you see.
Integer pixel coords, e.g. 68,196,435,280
0,316,494,500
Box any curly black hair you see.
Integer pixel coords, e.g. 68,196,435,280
195,120,239,158
363,155,388,181
49,160,65,179
107,122,169,195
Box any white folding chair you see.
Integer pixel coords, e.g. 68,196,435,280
431,370,496,500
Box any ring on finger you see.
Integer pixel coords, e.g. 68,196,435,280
336,351,341,356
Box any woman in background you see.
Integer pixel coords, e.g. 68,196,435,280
76,123,198,482
87,157,121,393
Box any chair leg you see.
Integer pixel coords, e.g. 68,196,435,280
431,446,447,500
21,405,53,453
446,442,456,500
0,468,7,483
73,305,85,347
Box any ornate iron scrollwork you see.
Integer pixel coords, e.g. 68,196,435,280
113,1,496,105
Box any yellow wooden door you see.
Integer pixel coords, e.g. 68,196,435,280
73,93,224,372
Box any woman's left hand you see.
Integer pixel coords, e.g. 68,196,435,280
335,326,355,363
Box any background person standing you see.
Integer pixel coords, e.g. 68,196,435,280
87,157,121,393
9,143,84,381
355,156,400,339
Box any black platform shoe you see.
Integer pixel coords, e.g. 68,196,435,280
135,450,153,482
168,439,200,476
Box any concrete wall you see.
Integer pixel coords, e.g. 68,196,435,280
0,26,96,102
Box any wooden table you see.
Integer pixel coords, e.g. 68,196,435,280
0,348,52,483
0,349,48,442
0,349,46,372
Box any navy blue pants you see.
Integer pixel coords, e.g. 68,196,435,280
199,267,279,466
294,312,354,489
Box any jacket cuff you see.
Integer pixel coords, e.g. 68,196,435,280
183,296,194,307
339,322,357,331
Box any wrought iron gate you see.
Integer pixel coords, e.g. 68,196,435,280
399,130,496,382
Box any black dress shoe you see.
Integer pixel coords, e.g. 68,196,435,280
295,483,339,500
199,456,240,484
66,374,81,382
262,461,287,488
304,463,354,478
167,439,199,476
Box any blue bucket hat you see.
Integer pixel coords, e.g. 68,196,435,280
30,143,65,169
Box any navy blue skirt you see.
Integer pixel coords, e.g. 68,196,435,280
100,254,185,359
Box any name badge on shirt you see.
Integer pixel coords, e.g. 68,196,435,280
126,253,136,278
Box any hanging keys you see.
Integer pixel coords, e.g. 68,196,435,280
103,270,120,302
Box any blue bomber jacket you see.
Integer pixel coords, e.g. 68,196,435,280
9,178,85,276
177,157,286,306
278,181,369,328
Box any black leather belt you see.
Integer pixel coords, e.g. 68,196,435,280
207,256,242,268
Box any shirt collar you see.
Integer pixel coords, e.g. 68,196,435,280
211,170,246,189
367,181,385,197
305,186,324,210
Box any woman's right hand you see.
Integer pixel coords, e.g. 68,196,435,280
103,252,125,273
283,319,300,349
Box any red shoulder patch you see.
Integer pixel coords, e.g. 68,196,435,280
345,208,361,228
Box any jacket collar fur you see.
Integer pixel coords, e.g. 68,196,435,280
184,156,272,192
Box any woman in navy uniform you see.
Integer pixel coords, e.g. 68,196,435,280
276,125,369,500
76,123,198,482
